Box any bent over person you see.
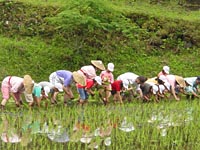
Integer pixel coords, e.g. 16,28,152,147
77,60,105,79
1,75,35,109
100,63,114,104
49,70,74,106
111,79,129,104
76,76,102,106
1,76,24,108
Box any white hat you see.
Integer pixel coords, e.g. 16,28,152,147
107,63,114,72
44,86,50,97
163,66,170,74
122,79,129,89
94,76,102,85
152,85,158,94
54,83,63,92
24,93,33,103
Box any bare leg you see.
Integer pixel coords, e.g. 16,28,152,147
105,85,111,103
51,91,59,104
1,99,7,109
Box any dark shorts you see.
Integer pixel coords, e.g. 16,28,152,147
111,90,117,95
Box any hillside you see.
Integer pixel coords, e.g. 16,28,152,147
0,0,199,81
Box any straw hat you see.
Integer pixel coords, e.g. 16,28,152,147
72,71,86,86
146,77,158,84
23,75,34,94
91,60,105,70
175,75,186,88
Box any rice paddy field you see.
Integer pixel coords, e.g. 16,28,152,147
1,94,200,150
0,0,199,149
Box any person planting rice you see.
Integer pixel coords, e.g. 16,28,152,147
38,81,63,105
100,63,114,104
23,75,50,107
110,79,129,104
117,72,143,101
76,74,102,106
146,78,170,102
147,75,186,101
1,75,35,109
173,75,187,95
77,60,105,80
158,75,187,101
184,76,200,99
1,76,25,108
158,66,170,77
49,70,74,106
139,82,153,102
31,83,50,107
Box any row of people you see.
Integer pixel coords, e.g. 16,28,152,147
1,61,200,108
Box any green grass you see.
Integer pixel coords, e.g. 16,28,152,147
14,0,200,22
123,1,200,22
0,35,199,82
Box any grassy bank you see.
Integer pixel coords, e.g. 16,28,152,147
0,0,199,80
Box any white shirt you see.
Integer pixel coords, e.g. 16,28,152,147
117,72,140,90
38,81,54,90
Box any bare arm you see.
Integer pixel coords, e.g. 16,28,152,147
10,92,19,102
86,88,94,95
171,87,180,100
63,86,74,99
191,91,200,98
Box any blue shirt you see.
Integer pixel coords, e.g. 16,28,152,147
56,70,73,87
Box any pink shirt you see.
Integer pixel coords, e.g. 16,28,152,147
78,65,97,79
2,76,24,93
166,75,176,88
100,70,114,83
158,71,166,77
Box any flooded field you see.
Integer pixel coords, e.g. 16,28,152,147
1,100,200,149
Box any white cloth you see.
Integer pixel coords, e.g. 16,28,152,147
184,77,197,86
38,81,54,89
117,72,140,90
49,72,64,85
1,132,21,143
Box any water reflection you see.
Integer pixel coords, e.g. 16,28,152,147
0,106,195,147
0,116,21,143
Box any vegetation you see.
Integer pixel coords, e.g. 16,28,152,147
0,0,199,149
1,100,200,149
0,0,199,81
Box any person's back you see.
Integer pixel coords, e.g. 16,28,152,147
79,65,96,79
184,77,197,87
117,72,138,85
38,81,54,89
56,70,73,87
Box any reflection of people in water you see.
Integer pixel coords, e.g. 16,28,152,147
45,117,69,143
0,116,22,143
